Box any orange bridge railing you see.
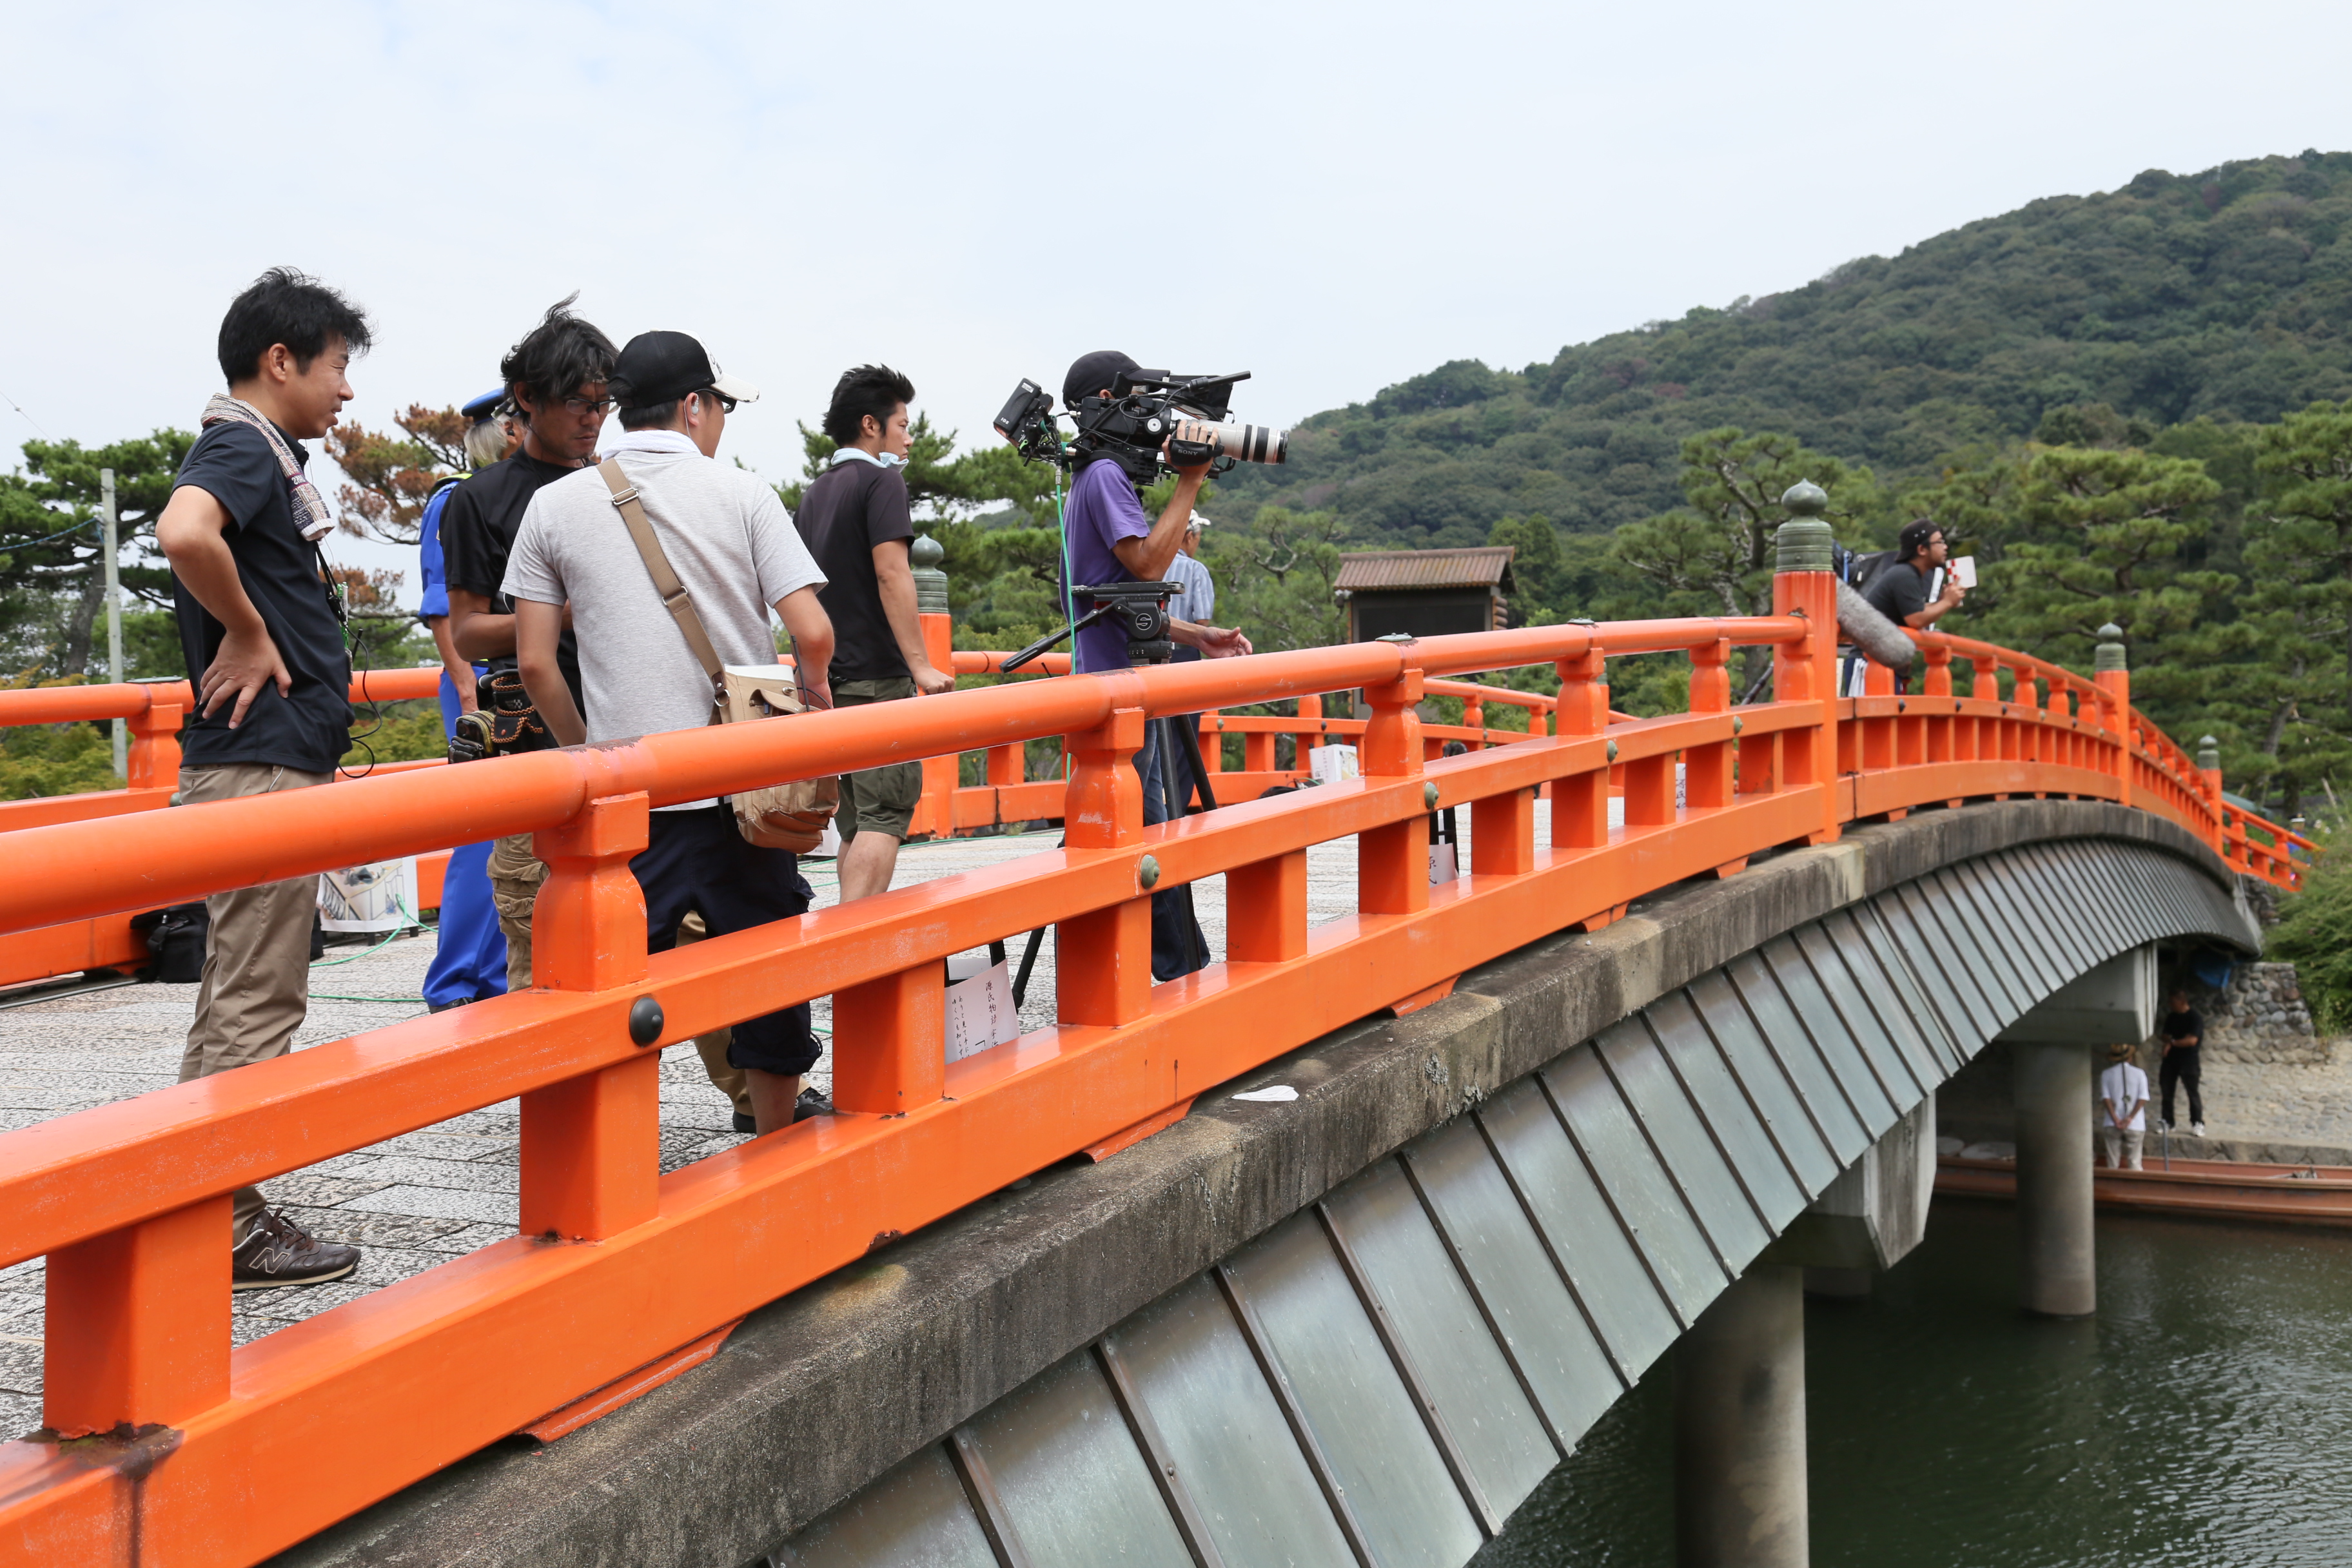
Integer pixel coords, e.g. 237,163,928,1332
0,547,2306,1565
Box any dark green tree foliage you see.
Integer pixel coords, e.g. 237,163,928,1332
2188,401,2352,816
1213,152,2352,547
2266,837,2352,1031
0,429,191,678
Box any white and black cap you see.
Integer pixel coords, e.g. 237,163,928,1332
609,330,761,409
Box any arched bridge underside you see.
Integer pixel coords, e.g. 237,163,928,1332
282,802,2259,1568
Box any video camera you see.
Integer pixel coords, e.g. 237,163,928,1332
1001,580,1177,672
994,369,1289,487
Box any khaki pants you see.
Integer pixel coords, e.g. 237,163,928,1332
487,832,547,990
2102,1126,2145,1171
177,763,331,1242
491,832,749,1117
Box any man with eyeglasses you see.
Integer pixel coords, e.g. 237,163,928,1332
441,296,618,988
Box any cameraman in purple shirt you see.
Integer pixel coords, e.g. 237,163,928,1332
1057,351,1252,978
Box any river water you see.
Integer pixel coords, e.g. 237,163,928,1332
1476,1198,2352,1567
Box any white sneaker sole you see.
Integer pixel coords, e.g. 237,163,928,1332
232,1258,359,1291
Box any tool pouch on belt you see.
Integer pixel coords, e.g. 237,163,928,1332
449,668,549,763
596,458,839,853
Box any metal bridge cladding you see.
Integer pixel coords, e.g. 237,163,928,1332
776,835,2255,1568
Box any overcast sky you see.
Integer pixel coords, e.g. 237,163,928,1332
7,1,2350,604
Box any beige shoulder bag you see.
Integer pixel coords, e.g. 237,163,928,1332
598,458,839,853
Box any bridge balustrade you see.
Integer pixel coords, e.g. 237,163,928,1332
0,544,2308,1565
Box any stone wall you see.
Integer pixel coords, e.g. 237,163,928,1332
2183,961,2329,1066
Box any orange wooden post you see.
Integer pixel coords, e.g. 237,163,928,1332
130,691,184,796
1464,691,1485,748
833,966,946,1114
1685,636,1732,810
44,1193,231,1438
1244,726,1275,774
916,609,957,838
1551,648,1610,850
1922,643,1955,764
1358,665,1427,915
522,792,657,1242
1296,692,1324,778
1472,788,1537,876
2197,735,2226,854
1059,707,1153,1026
2093,623,2132,810
1197,713,1224,780
1771,484,1842,844
1861,658,1897,772
1966,654,1997,763
1228,848,1309,962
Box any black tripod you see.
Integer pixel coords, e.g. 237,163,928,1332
1010,713,1215,1008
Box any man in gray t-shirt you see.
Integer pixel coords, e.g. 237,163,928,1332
505,329,836,1135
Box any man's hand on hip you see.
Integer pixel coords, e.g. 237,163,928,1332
201,625,293,729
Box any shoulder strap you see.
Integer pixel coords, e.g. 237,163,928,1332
598,457,725,684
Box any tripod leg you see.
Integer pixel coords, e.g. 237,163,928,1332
1012,925,1046,1010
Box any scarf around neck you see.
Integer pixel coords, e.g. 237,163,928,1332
200,394,333,541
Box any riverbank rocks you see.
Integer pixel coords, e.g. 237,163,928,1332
2180,961,2329,1067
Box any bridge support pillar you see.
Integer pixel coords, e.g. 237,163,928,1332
2002,945,2157,1317
1674,1263,1807,1568
2012,1039,2096,1317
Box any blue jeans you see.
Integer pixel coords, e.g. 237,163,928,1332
422,669,507,1007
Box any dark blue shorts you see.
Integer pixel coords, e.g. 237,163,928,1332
632,804,821,1077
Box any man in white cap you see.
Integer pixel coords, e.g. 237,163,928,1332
505,330,837,1135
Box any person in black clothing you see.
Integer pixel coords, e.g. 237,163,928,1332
440,297,616,991
154,266,371,1289
793,365,955,905
1861,518,1966,635
2161,989,2206,1135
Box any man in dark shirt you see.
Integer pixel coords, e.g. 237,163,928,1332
793,366,954,905
2161,989,2206,1135
439,297,616,991
1861,518,1966,638
155,267,370,1289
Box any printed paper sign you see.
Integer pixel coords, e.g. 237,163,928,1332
945,958,1020,1064
1308,743,1359,787
318,858,420,933
1429,841,1458,885
1951,555,1978,589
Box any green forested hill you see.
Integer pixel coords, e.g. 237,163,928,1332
1215,151,2352,545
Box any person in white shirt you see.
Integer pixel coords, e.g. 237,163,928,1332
2098,1041,2150,1171
505,329,834,1135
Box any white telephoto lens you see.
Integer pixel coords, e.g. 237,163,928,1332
1172,419,1289,464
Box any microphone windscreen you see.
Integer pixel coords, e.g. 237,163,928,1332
1838,580,1917,673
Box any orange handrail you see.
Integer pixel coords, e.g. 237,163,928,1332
0,567,2298,1567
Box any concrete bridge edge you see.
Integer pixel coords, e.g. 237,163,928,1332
268,801,2254,1568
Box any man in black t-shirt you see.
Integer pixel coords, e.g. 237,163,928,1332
1861,518,1966,642
794,366,956,905
155,268,371,1290
2161,989,2206,1135
438,298,616,991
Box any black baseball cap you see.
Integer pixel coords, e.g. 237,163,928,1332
1898,518,1942,560
609,330,761,410
1064,349,1139,409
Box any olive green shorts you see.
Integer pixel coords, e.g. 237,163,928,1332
833,676,923,842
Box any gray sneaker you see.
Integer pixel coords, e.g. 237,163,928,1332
232,1210,360,1290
